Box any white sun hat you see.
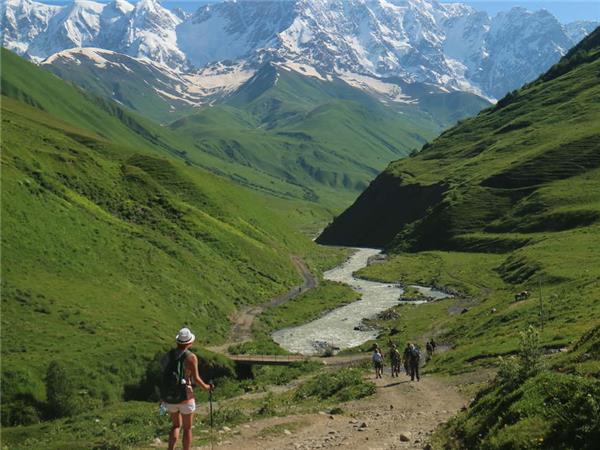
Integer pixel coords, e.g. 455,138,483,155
176,327,195,344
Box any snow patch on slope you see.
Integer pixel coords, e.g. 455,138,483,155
339,72,415,104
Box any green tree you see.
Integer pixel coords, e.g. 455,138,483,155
45,361,80,418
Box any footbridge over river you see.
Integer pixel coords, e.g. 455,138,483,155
228,353,371,368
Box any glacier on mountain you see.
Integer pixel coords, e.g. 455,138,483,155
1,0,597,101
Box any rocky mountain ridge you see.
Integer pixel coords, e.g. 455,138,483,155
3,0,597,101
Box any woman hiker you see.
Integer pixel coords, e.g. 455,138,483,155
160,327,213,450
390,343,401,377
372,344,384,379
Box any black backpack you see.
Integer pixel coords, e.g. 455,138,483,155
410,346,421,361
159,349,189,403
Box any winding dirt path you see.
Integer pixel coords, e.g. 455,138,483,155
210,256,318,353
190,373,471,450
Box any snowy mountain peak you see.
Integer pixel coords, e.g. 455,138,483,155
106,0,134,15
134,0,163,13
2,0,596,100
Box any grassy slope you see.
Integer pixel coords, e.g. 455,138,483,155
171,65,440,207
0,49,325,206
42,51,198,124
431,326,600,450
318,28,600,449
0,51,345,426
33,52,491,208
328,28,600,365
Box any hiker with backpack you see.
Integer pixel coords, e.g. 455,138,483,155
407,343,421,381
403,343,411,376
389,343,401,377
372,344,384,379
160,327,213,450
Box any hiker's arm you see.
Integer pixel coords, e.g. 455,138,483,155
189,354,212,391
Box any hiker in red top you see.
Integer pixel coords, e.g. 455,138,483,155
160,327,212,450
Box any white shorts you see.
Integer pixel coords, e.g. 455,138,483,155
163,400,196,415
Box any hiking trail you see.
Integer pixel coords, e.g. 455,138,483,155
208,256,318,354
147,370,486,450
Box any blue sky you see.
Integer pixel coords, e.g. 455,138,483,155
448,1,600,23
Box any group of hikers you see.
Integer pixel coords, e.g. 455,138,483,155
372,338,437,381
159,327,439,450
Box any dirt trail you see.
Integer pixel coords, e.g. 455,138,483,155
191,374,468,450
209,256,317,353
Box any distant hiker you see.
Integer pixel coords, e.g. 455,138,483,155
407,343,421,381
426,341,434,361
390,344,401,377
372,345,384,379
403,343,411,376
160,327,213,450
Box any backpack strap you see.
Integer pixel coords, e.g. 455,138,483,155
176,349,189,382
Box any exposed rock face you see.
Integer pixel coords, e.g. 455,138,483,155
317,173,446,248
3,0,596,100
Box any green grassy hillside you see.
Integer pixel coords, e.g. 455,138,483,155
0,51,344,427
1,49,325,205
41,49,199,124
171,64,441,206
37,52,490,207
318,27,600,449
319,28,600,250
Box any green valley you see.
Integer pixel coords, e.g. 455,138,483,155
2,20,599,450
0,48,346,429
40,52,490,207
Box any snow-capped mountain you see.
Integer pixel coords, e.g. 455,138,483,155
565,20,600,44
2,0,188,68
40,47,254,121
2,0,597,101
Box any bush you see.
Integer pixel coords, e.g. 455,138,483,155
45,360,84,418
1,401,42,426
1,368,46,426
125,348,236,402
256,392,277,416
496,326,542,389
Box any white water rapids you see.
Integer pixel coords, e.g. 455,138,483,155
272,248,451,355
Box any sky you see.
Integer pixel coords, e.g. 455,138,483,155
38,1,600,23
446,1,600,23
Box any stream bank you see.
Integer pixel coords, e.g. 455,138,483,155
272,248,451,355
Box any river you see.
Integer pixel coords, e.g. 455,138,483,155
272,248,451,355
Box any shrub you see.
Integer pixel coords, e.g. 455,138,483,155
1,401,42,426
45,360,83,418
0,368,45,426
496,325,542,388
256,392,277,416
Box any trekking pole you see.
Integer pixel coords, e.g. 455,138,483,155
209,381,214,450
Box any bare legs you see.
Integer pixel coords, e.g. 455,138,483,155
169,412,194,450
182,413,194,450
168,412,181,450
